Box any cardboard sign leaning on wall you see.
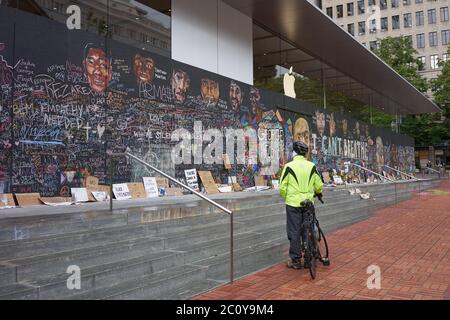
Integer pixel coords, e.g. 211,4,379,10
0,194,16,208
127,183,147,199
198,171,220,194
112,184,132,201
15,193,42,207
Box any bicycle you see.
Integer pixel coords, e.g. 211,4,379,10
287,194,330,279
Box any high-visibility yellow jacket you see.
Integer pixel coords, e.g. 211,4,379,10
279,155,323,207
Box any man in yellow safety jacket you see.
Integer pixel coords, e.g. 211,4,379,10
279,141,323,269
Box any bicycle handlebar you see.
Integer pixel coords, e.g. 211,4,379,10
314,193,324,204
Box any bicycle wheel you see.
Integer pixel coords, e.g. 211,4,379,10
307,229,317,280
317,226,330,266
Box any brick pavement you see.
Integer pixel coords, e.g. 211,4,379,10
194,181,450,300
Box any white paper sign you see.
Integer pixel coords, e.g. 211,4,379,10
272,180,279,190
333,175,344,185
42,201,72,207
184,169,199,191
218,186,233,193
92,192,108,202
71,188,89,203
143,177,159,198
112,184,132,200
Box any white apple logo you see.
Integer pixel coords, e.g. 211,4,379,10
283,66,296,99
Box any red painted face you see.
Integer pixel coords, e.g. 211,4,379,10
134,54,155,83
84,48,111,94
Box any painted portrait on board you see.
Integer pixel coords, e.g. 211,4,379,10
200,78,219,106
171,68,190,104
376,136,385,168
293,117,310,158
134,54,155,84
342,118,348,137
315,111,326,137
329,113,336,137
229,80,243,112
83,43,112,94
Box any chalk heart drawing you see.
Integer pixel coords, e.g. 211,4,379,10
97,124,106,140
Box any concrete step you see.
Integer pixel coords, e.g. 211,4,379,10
8,236,166,282
0,264,16,287
0,213,231,259
156,279,223,300
173,232,263,264
193,238,288,282
12,250,185,300
69,265,208,300
0,283,38,300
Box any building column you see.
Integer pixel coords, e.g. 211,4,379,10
171,0,253,84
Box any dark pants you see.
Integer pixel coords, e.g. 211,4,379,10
286,205,308,262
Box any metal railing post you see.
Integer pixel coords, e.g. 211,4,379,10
382,165,418,181
347,162,395,183
230,213,234,283
109,158,114,211
111,152,234,284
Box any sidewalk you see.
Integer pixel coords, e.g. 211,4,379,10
194,181,450,300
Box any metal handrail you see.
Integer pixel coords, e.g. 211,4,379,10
346,162,395,183
423,167,440,175
381,165,418,181
109,152,234,283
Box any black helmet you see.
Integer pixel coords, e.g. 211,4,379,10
293,141,309,156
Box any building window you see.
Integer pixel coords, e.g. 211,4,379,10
347,3,355,16
442,30,450,45
358,0,365,14
381,17,388,31
430,55,439,69
415,0,423,3
392,0,399,8
380,0,387,9
443,53,449,63
404,13,412,28
337,5,344,18
403,0,411,5
358,21,366,35
417,33,425,48
418,56,426,70
368,0,376,5
416,11,424,26
428,9,437,24
441,7,449,22
326,7,333,18
348,23,355,36
392,15,400,29
370,19,377,33
429,31,438,47
370,41,378,51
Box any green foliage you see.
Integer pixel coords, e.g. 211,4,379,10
374,36,429,93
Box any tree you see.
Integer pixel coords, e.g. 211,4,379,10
373,36,446,145
429,46,450,143
374,36,429,93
